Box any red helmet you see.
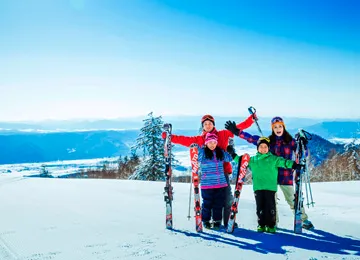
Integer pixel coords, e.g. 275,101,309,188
201,114,215,126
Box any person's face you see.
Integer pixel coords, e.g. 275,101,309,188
206,140,217,150
273,123,284,137
203,121,214,132
258,143,269,154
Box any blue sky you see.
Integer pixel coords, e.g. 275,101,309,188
1,0,359,121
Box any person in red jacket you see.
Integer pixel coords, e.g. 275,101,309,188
161,114,255,228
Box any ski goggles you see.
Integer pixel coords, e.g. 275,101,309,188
201,115,215,125
271,116,285,128
258,137,270,143
271,116,284,124
257,136,270,146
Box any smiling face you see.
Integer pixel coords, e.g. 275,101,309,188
203,121,214,132
272,123,284,137
258,143,269,154
206,140,217,150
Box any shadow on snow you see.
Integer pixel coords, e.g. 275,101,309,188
171,227,360,256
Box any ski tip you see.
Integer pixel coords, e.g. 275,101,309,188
242,153,250,159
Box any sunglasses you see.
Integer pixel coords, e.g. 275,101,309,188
271,117,283,124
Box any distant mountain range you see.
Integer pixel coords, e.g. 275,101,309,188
1,116,359,133
0,117,359,165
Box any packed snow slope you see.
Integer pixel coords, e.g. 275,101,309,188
0,175,359,260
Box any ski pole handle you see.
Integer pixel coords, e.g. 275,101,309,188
248,106,264,136
248,106,257,120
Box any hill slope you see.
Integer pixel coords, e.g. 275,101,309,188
0,175,359,259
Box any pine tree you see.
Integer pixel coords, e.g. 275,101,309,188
344,134,360,180
130,112,176,181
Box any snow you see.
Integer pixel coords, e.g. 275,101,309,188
0,174,359,260
330,138,360,145
0,158,119,177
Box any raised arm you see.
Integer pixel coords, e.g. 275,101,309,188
224,120,259,146
223,115,255,138
239,130,260,146
162,132,204,147
236,114,255,130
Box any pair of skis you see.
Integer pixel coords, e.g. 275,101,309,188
294,129,314,233
162,124,203,232
163,123,173,229
162,123,202,231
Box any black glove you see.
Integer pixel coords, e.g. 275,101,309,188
295,134,309,146
225,120,240,136
300,136,308,146
292,162,303,171
226,145,237,159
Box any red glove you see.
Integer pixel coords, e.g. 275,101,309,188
161,132,167,139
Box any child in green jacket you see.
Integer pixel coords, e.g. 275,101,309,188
228,137,302,233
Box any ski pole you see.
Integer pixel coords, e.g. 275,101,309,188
304,169,310,208
299,140,310,208
299,129,315,207
187,167,193,220
306,171,315,207
248,106,264,136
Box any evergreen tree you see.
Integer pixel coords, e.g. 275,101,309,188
130,112,176,181
345,134,360,180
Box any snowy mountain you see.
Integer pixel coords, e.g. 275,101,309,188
0,117,359,165
0,129,200,164
307,134,345,166
0,174,359,260
0,116,324,132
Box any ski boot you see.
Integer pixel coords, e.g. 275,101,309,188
213,221,221,230
302,220,314,230
257,225,266,232
203,221,212,229
266,226,276,233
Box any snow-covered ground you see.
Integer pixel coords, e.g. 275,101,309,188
0,174,359,260
329,138,360,145
0,158,119,177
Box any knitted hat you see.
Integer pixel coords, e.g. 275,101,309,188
271,116,285,129
201,114,215,126
257,137,270,149
205,133,218,145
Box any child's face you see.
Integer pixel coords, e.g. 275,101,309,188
273,123,284,137
203,121,214,132
206,140,217,150
258,143,269,154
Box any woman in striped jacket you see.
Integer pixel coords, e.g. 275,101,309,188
198,132,233,230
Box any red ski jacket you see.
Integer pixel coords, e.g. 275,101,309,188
170,115,254,174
